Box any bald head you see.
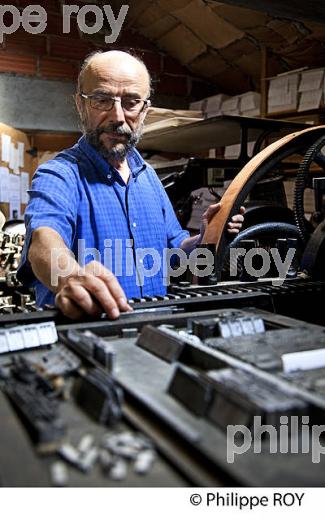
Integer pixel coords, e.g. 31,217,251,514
78,50,151,98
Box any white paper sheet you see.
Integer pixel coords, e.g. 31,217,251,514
0,166,10,203
9,143,16,170
18,142,25,168
1,134,11,163
14,147,20,174
20,172,30,204
9,174,21,203
8,144,20,174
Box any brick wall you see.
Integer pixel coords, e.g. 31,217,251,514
0,0,216,107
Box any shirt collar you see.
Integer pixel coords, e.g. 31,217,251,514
78,136,146,181
127,147,147,178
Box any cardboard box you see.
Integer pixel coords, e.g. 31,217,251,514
241,108,260,117
268,72,299,113
298,89,323,112
240,91,261,113
299,69,324,92
221,110,241,116
205,110,222,119
205,93,229,114
190,94,229,116
189,99,207,111
221,95,240,114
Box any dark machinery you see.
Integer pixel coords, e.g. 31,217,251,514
2,305,325,485
201,126,325,284
155,127,325,294
155,157,225,228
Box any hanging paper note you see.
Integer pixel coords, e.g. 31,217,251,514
13,146,20,174
18,142,25,168
20,172,30,204
9,173,21,202
0,166,10,203
9,143,16,170
1,134,11,163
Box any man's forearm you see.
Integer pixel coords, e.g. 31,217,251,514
28,227,79,293
28,227,132,319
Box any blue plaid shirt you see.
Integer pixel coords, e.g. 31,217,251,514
18,136,189,307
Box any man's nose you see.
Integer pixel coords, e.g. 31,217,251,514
107,99,125,124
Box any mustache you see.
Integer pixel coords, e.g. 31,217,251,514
96,125,132,137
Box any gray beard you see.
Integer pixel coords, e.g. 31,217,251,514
85,123,144,162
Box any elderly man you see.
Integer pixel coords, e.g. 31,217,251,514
18,50,244,319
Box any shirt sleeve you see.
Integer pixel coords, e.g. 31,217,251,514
17,157,80,286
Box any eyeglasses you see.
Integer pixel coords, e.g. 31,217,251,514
80,92,151,115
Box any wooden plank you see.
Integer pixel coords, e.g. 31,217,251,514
28,132,81,152
260,45,268,118
139,114,309,153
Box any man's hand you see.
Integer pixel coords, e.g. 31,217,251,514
55,260,132,320
199,203,245,240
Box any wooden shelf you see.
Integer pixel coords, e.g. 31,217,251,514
139,115,310,154
267,107,325,122
26,131,81,152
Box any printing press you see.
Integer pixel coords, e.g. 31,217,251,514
2,126,325,486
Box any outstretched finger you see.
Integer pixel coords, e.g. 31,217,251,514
81,275,122,319
97,270,133,312
85,262,133,312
